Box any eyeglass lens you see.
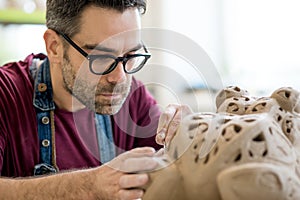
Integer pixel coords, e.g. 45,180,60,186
91,55,148,74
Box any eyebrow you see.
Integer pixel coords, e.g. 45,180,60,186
83,44,116,53
83,43,143,54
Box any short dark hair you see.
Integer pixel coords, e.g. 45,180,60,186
46,0,147,37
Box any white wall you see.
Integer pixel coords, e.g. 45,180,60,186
222,0,300,95
0,24,46,64
137,0,300,112
137,0,222,111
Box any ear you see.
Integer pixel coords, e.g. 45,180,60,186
43,29,64,64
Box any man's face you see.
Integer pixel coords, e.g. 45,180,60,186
61,6,142,115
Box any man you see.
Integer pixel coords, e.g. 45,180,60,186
0,0,191,199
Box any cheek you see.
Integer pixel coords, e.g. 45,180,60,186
66,48,88,72
73,60,93,79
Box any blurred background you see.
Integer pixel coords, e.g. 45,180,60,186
1,0,300,112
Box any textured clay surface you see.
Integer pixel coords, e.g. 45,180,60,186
144,86,300,200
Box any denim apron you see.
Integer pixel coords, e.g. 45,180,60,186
31,58,116,175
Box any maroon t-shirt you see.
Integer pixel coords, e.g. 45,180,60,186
0,54,162,177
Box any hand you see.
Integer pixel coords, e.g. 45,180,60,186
156,104,193,146
95,147,158,200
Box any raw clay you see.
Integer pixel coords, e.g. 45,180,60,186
143,86,300,200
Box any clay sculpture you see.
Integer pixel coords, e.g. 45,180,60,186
143,86,300,200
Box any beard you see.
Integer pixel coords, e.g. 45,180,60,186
61,55,132,115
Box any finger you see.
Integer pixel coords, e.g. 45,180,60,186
156,105,179,144
119,174,149,189
121,148,156,162
154,148,164,157
157,104,179,132
106,148,156,170
128,147,156,155
164,114,181,145
118,189,144,200
121,157,158,173
155,128,166,145
160,105,193,145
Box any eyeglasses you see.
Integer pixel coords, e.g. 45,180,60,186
58,31,151,75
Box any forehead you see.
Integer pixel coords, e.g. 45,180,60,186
75,6,141,49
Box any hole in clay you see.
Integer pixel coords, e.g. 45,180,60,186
189,123,199,131
213,146,219,155
252,132,265,142
234,153,242,162
245,119,256,123
232,108,239,112
245,106,248,111
195,155,199,163
277,115,282,122
203,153,210,164
224,119,231,123
173,147,178,160
245,97,250,101
287,119,292,124
269,127,273,135
262,102,267,106
285,91,291,98
189,136,194,139
229,102,235,106
194,144,198,149
262,149,268,157
249,150,253,157
252,107,258,112
233,97,239,101
279,107,283,111
234,125,242,133
234,87,241,92
193,116,203,120
221,129,226,136
287,128,291,133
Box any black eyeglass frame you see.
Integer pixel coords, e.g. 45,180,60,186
57,31,151,75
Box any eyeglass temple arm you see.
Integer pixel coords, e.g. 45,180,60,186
57,30,149,57
57,31,89,58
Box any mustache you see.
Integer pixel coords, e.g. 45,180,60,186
95,83,130,94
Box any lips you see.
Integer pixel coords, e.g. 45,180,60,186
100,93,121,98
96,92,123,103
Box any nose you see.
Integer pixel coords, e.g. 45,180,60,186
106,61,126,83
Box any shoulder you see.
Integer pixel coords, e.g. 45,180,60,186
0,53,46,79
0,53,47,102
